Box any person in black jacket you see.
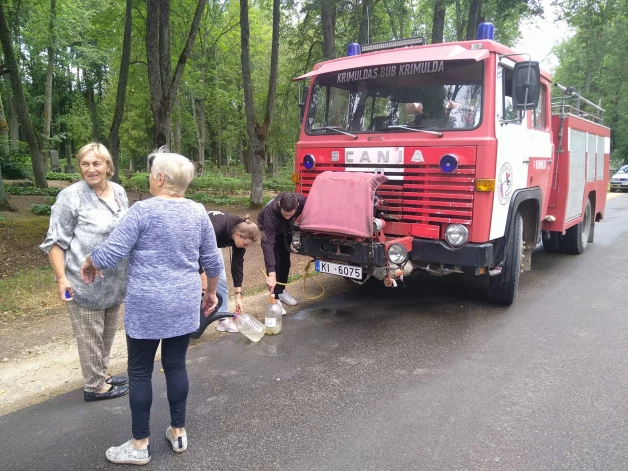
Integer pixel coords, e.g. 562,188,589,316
257,192,306,313
201,211,260,332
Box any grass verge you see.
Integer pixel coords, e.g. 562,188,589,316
0,267,58,318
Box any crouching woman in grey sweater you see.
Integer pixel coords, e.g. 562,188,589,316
80,150,223,466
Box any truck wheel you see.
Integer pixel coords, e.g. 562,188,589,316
542,231,563,253
563,199,592,254
489,211,523,305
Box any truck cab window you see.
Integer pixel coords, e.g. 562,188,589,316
534,85,547,129
309,85,351,129
497,65,522,123
306,60,484,134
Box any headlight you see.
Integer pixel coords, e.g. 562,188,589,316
445,224,469,248
387,243,408,265
291,233,302,251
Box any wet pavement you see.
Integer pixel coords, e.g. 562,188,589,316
2,196,627,470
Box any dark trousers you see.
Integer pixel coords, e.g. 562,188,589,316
126,333,191,439
273,234,291,297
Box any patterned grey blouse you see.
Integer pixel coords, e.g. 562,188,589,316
40,180,129,310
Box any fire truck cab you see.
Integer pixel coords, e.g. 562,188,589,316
290,24,610,304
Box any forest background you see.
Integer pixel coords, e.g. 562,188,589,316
0,0,626,209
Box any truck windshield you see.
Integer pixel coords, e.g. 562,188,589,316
306,60,483,134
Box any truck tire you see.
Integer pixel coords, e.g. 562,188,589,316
563,199,592,255
489,211,522,305
542,231,563,253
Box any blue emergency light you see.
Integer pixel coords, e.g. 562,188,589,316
347,43,361,56
476,22,495,40
303,154,316,170
440,154,458,173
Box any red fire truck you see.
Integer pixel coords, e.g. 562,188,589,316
290,24,611,304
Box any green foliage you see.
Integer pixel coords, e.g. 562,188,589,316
121,173,150,192
2,0,548,188
46,172,81,182
0,152,33,180
30,203,52,215
4,185,62,196
551,0,627,164
187,193,274,207
188,175,247,194
119,167,294,195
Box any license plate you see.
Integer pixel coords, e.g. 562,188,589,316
622,182,628,186
315,260,362,279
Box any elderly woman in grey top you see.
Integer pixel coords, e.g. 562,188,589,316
80,150,223,466
40,142,129,402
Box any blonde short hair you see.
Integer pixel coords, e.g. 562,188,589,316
148,150,195,196
76,143,115,178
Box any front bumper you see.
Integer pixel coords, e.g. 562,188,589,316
298,233,386,266
411,239,493,267
297,233,493,269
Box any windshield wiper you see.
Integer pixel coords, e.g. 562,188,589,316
318,126,358,140
386,125,443,138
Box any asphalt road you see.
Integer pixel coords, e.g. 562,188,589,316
2,196,627,471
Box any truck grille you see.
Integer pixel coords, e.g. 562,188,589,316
298,163,475,227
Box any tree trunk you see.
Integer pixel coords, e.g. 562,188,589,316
0,160,15,211
321,0,335,60
85,72,99,142
358,0,373,45
146,0,205,149
241,138,251,173
0,86,12,209
108,0,132,183
240,0,281,207
0,3,47,188
43,0,55,163
7,89,18,152
465,0,482,41
173,103,181,153
270,152,278,177
0,87,8,157
198,98,205,174
455,0,465,41
431,0,446,44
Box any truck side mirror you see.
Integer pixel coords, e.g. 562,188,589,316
512,61,540,111
299,86,309,125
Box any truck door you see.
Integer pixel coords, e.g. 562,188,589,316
490,62,530,240
527,84,553,219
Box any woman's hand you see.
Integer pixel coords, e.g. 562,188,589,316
80,255,103,285
235,294,244,314
202,290,218,317
56,277,74,302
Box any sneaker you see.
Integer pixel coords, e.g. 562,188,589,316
216,317,238,333
277,299,287,316
166,426,188,453
278,291,297,306
105,440,151,465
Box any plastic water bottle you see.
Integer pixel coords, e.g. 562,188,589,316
233,312,265,342
265,297,283,335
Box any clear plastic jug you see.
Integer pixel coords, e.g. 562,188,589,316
233,312,265,342
265,297,283,335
